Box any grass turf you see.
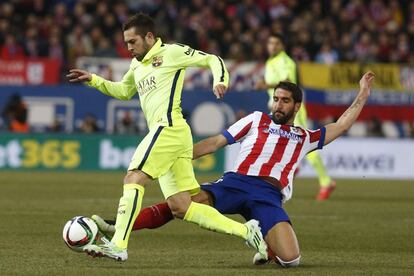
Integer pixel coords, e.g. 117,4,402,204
0,172,413,275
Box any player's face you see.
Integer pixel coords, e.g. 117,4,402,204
271,88,299,125
267,37,283,56
124,28,152,61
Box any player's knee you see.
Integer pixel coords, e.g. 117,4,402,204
191,190,213,206
275,254,301,268
124,171,139,184
167,195,191,219
123,170,149,185
168,203,188,219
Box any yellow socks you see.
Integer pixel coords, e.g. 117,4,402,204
184,201,248,239
111,184,145,249
306,151,332,187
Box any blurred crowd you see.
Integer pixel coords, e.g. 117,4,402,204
1,1,413,137
1,0,414,69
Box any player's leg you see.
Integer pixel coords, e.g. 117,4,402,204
234,175,299,266
157,125,255,242
109,170,148,247
85,126,169,261
132,189,213,230
85,169,150,260
264,222,300,267
161,160,246,237
248,203,300,267
161,166,268,258
307,151,336,200
294,104,335,199
167,189,248,238
94,189,213,234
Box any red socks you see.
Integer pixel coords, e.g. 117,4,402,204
132,202,174,230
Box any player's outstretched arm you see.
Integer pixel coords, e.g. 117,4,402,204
324,71,375,145
66,68,136,100
193,134,228,160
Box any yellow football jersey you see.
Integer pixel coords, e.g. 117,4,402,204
87,38,229,129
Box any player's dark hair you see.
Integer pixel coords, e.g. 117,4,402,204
275,82,303,103
269,33,285,46
122,13,156,38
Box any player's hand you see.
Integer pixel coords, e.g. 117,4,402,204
213,84,227,99
67,69,92,83
254,79,267,90
359,71,375,96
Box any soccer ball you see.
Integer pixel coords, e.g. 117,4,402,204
63,216,98,252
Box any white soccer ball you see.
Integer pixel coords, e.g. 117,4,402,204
63,216,98,252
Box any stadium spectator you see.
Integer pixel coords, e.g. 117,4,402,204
1,93,29,133
1,34,25,60
48,118,63,133
66,25,93,67
93,37,117,58
47,34,65,63
315,42,339,64
406,122,414,138
24,26,47,58
115,111,139,135
366,117,385,137
79,114,99,133
0,0,413,67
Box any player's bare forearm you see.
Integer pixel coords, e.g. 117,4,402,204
325,93,368,139
324,71,375,145
193,134,228,160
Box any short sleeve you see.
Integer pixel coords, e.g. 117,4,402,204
222,113,255,144
304,127,326,153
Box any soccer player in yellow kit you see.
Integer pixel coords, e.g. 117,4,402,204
255,33,336,200
67,13,267,261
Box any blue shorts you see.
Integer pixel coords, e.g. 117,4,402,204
201,172,290,237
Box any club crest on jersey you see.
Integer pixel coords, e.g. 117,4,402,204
152,56,163,67
291,127,304,135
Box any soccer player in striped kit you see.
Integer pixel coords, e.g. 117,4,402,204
255,33,336,200
94,72,375,267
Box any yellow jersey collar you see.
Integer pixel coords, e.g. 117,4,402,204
269,50,286,62
142,38,162,63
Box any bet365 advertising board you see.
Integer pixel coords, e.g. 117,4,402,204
0,133,223,174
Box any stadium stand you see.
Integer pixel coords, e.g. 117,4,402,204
1,0,413,66
0,0,413,137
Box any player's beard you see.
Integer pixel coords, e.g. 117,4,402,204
272,109,294,125
134,41,151,61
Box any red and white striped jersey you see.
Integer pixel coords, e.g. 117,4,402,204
222,111,326,202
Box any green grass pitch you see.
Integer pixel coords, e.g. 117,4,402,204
0,172,413,275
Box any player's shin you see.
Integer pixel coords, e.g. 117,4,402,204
183,201,248,239
111,184,145,249
133,202,174,230
306,151,331,187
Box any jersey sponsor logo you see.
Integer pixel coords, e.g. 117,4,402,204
267,127,304,143
137,76,157,96
152,56,163,67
